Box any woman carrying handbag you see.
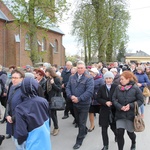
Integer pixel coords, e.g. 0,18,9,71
112,71,143,150
45,68,62,136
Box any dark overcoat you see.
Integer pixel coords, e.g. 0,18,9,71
96,84,117,126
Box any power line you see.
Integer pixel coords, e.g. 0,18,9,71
129,6,150,11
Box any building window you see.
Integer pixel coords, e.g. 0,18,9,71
15,34,20,43
25,33,30,50
41,37,46,51
54,39,58,53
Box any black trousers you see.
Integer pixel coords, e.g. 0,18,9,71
0,96,7,108
101,122,117,146
0,96,7,121
51,110,58,129
117,128,136,150
73,105,89,145
63,92,70,116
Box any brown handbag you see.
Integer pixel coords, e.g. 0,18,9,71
143,86,150,97
134,102,145,132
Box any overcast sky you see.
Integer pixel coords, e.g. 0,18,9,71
127,0,150,54
59,0,150,56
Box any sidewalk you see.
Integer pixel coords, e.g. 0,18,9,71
0,105,149,150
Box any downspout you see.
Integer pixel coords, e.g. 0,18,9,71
19,24,21,67
3,20,7,67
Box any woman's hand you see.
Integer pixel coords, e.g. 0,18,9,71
6,116,13,123
137,83,142,87
50,78,54,84
124,104,130,111
121,104,130,111
106,101,112,107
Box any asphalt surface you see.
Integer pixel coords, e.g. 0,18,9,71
0,104,149,150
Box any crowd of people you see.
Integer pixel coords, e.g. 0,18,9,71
0,60,150,150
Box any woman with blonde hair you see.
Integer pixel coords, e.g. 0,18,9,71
112,71,143,150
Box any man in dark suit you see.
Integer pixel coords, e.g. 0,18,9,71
66,61,94,149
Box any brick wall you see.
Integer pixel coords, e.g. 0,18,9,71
0,2,66,67
0,21,4,65
0,1,15,20
1,22,65,67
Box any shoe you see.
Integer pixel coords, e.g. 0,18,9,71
101,145,108,150
0,135,5,145
0,118,6,124
0,120,6,124
53,129,59,136
74,123,78,128
72,119,76,124
73,144,81,149
130,144,136,150
62,115,69,119
51,129,55,135
115,136,117,142
88,126,95,132
5,135,11,139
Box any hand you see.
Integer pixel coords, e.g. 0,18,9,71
62,84,65,88
121,106,126,111
71,95,79,103
3,93,7,97
124,104,130,111
121,104,130,111
106,101,112,107
137,83,142,87
50,78,54,84
6,116,13,123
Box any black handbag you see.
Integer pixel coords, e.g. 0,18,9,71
51,96,66,111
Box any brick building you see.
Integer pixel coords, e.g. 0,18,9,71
0,1,65,67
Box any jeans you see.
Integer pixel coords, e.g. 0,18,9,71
12,136,26,150
73,105,89,145
139,104,144,114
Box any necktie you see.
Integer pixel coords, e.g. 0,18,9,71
78,75,82,82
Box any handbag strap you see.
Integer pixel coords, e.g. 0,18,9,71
134,102,140,116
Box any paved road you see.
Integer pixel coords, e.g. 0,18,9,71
0,104,149,150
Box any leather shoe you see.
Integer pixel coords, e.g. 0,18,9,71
88,126,95,132
6,135,11,139
130,144,136,150
72,119,76,124
115,136,117,142
62,115,69,119
75,123,78,128
101,145,108,150
0,119,6,124
0,135,5,145
73,144,81,149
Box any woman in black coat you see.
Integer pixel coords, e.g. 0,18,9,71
45,68,62,136
97,71,117,150
112,71,143,150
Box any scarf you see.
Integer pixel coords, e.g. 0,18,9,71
118,85,132,91
118,81,135,91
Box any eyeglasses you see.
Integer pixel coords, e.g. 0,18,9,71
11,77,21,79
